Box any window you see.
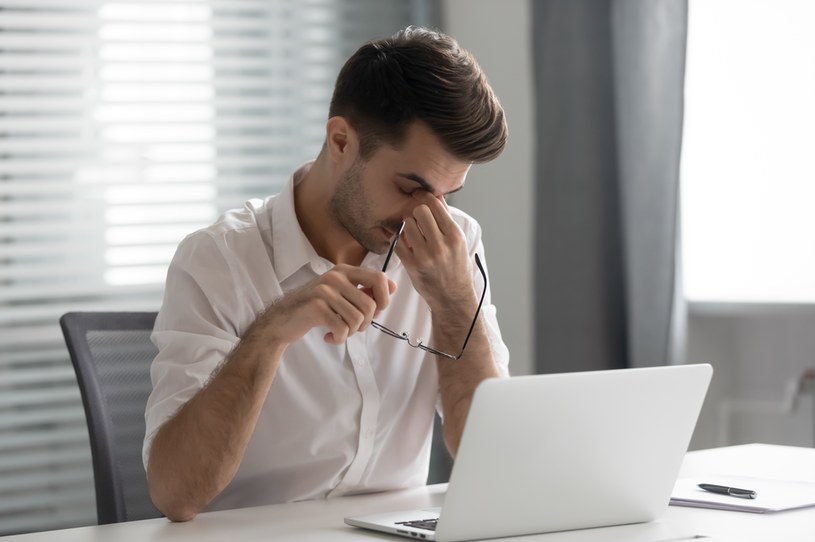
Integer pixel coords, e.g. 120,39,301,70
0,0,430,534
681,0,815,304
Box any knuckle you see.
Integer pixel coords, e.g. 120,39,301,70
364,295,378,313
321,270,341,285
315,299,334,318
348,312,364,330
313,283,334,298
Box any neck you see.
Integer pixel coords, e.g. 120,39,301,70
294,153,367,266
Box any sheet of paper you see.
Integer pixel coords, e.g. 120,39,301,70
671,475,815,513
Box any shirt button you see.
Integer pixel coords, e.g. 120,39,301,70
356,359,365,367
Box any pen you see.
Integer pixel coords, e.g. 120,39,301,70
698,483,757,499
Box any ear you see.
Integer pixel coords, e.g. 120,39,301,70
325,116,358,165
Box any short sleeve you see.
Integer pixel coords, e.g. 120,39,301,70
142,231,244,470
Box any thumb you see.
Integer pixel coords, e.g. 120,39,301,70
374,280,398,319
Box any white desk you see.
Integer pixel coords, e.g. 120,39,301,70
664,443,815,541
5,444,814,542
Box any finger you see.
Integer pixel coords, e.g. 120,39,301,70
312,277,366,338
365,271,392,312
371,279,397,318
320,302,350,344
399,217,423,259
332,293,368,333
393,234,414,269
411,204,443,246
339,266,392,310
339,285,379,330
400,215,449,267
330,268,388,330
412,191,457,236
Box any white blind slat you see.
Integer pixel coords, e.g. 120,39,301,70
0,444,88,470
0,489,93,517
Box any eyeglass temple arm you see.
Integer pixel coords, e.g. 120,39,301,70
449,253,488,360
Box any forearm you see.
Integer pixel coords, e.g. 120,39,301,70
147,317,285,521
434,306,501,457
147,248,393,520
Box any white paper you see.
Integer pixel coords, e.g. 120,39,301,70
671,475,815,513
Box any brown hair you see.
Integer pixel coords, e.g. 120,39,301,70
328,26,507,163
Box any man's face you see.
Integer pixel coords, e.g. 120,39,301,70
330,122,471,254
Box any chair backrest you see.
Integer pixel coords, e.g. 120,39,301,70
59,311,162,524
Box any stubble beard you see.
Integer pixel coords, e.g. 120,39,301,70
329,157,388,255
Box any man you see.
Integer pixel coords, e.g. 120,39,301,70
143,26,510,522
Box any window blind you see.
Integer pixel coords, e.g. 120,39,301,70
0,0,431,534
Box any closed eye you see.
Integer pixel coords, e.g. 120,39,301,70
396,172,434,195
395,172,463,198
396,183,423,196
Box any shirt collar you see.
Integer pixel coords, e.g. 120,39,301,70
271,163,329,282
271,162,403,282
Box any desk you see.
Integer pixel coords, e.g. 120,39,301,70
5,444,814,541
666,443,815,540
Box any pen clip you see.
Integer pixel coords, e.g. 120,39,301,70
728,487,757,499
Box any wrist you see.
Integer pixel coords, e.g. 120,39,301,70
427,291,478,323
228,314,288,379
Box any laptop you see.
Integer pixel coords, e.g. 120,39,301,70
345,364,712,542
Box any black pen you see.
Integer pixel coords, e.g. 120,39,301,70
698,483,757,499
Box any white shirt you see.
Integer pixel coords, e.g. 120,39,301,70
143,165,510,512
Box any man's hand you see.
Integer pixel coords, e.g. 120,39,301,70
394,192,476,312
262,265,396,346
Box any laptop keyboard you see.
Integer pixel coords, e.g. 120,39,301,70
396,518,438,531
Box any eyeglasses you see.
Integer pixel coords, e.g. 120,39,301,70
371,223,487,360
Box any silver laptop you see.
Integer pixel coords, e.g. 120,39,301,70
345,364,712,542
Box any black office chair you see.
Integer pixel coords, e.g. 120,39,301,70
59,311,163,524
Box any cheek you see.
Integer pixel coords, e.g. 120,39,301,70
374,188,414,218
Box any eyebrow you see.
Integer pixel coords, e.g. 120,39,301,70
396,172,464,196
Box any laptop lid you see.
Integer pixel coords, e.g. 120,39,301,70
345,364,712,542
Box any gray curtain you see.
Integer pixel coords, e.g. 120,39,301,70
533,0,687,372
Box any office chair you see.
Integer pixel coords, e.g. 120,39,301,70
60,311,163,524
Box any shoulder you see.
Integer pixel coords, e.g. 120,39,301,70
173,197,276,262
181,197,275,243
207,197,275,237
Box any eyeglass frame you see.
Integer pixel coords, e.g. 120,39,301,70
370,222,487,360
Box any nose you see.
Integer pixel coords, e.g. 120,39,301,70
395,190,441,223
406,189,442,210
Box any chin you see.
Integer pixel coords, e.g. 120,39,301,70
350,232,385,255
366,239,389,255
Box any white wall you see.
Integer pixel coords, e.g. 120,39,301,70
687,306,815,450
441,0,535,376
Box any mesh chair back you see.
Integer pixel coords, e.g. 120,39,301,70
60,311,162,524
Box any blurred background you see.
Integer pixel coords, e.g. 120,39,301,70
1,0,813,535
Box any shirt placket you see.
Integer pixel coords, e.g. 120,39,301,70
327,332,380,497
